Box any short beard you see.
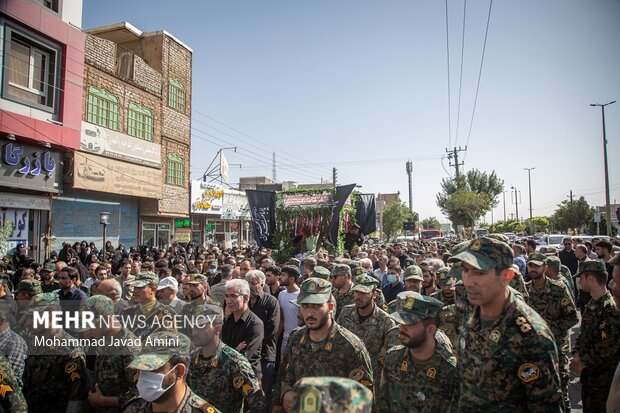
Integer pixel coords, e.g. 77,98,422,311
305,311,330,331
401,332,427,349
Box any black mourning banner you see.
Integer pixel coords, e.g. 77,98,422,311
246,190,276,248
355,193,377,235
327,184,356,245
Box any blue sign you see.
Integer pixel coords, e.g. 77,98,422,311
0,138,62,193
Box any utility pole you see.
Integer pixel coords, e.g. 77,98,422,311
502,191,507,222
590,101,616,235
332,167,337,188
406,161,413,214
446,146,466,181
272,152,277,182
524,167,535,221
568,190,574,203
511,186,520,221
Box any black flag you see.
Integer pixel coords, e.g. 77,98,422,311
355,193,377,235
246,190,276,248
327,184,356,245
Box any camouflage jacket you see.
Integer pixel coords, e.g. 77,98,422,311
375,289,389,312
430,290,455,305
209,281,227,308
0,354,27,413
121,386,222,413
337,303,395,388
280,322,373,401
23,328,89,413
332,286,354,320
525,276,579,348
382,327,454,362
94,328,142,413
457,289,564,412
179,297,216,336
438,304,458,350
188,341,265,412
574,291,620,376
121,300,177,339
508,273,529,302
380,341,458,412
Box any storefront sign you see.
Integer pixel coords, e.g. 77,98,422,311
81,122,161,168
281,192,331,207
0,139,62,193
175,218,191,229
0,208,29,252
222,189,251,220
73,152,162,199
190,180,223,215
175,229,191,243
0,193,50,210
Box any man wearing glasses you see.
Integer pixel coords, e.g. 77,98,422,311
559,237,579,276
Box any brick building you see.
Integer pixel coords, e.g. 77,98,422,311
51,22,192,251
0,0,85,261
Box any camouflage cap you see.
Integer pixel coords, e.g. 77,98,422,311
487,233,510,243
15,279,42,295
451,241,470,256
575,259,607,277
527,252,547,266
403,265,423,281
448,237,514,271
297,278,333,305
304,257,317,266
390,291,443,325
42,263,56,273
197,303,223,318
545,255,561,269
130,271,159,287
127,332,192,371
436,267,454,286
546,247,558,254
559,265,571,279
24,292,60,315
330,264,351,278
80,295,115,317
312,266,331,280
448,265,462,281
192,303,224,327
291,377,372,413
351,274,378,293
351,266,366,277
186,273,209,285
287,258,301,267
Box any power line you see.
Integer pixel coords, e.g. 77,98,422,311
445,0,453,149
454,0,467,147
463,0,493,163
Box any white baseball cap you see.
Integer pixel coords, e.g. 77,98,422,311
157,276,178,292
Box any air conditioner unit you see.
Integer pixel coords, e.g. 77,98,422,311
117,52,134,80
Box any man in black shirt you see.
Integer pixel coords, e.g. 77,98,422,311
221,278,264,380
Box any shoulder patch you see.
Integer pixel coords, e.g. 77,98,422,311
348,368,364,381
426,367,436,379
518,363,540,383
65,361,78,374
232,375,244,389
300,386,321,413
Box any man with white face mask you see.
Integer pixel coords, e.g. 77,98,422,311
121,331,222,412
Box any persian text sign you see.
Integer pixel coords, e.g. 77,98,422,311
190,180,223,215
222,190,250,220
281,192,331,208
73,152,162,199
81,122,161,168
0,139,62,193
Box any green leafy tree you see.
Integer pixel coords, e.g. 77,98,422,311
550,197,594,233
436,169,504,228
0,221,13,256
383,200,417,240
525,216,549,234
421,217,441,229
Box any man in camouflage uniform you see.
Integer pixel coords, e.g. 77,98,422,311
179,273,215,335
22,292,90,412
430,267,458,350
80,295,141,412
380,291,458,412
279,278,373,412
337,274,395,406
188,303,265,412
570,260,620,413
122,331,222,412
449,236,564,412
525,252,579,409
330,264,355,319
121,271,176,339
545,255,576,301
311,266,330,280
0,354,27,412
291,377,373,413
430,267,455,305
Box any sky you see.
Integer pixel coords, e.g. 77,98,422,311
82,0,620,225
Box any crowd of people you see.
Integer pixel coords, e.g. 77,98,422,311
0,233,618,412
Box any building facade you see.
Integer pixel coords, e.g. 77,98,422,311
0,0,85,261
50,22,192,252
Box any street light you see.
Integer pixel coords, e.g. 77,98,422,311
510,186,519,221
590,101,616,235
524,167,535,222
100,212,111,252
244,221,250,244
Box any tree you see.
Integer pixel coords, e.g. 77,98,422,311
382,199,417,240
439,189,492,228
550,197,594,233
526,216,549,234
421,217,441,229
0,220,12,256
436,169,504,228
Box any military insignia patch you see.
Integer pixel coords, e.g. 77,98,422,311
518,363,540,383
416,391,426,401
403,296,415,310
516,316,527,326
204,406,215,413
426,367,436,379
470,240,482,252
233,375,244,389
65,361,78,374
0,383,12,398
210,358,218,368
349,368,364,381
381,303,388,311
400,360,408,372
242,383,253,396
520,323,532,333
324,342,333,351
307,283,319,293
560,298,570,307
489,330,501,343
300,387,321,413
601,330,607,340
